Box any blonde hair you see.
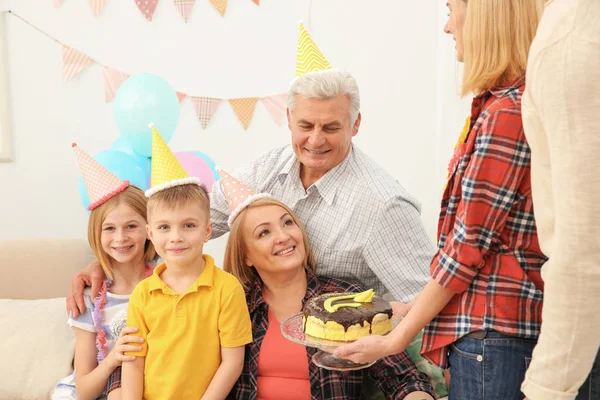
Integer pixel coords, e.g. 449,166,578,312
461,0,543,95
88,185,156,280
223,198,315,287
147,184,210,221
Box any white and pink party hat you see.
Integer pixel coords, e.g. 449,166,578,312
217,167,273,226
72,143,130,210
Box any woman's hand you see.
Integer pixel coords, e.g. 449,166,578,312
106,327,144,368
333,334,397,364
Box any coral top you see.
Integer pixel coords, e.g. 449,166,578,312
256,309,311,400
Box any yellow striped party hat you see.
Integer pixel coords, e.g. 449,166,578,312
144,123,200,197
296,22,332,77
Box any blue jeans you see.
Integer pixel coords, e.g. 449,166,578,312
576,350,600,400
448,330,537,400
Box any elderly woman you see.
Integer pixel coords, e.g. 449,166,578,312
220,181,435,400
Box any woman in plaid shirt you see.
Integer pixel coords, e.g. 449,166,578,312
336,1,547,399
223,196,435,400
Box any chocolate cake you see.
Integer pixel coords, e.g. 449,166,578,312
302,291,394,341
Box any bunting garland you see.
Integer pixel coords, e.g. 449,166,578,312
135,0,159,21
62,46,94,81
261,94,288,126
173,0,195,22
102,67,131,102
190,97,222,129
229,97,259,130
89,0,109,17
53,0,257,20
8,11,287,131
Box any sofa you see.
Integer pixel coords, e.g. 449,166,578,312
0,238,94,400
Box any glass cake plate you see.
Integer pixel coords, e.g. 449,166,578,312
280,312,400,371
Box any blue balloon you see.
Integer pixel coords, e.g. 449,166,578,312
113,73,180,158
191,151,220,181
110,135,136,156
78,150,150,209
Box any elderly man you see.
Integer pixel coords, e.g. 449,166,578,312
210,68,432,303
66,25,432,316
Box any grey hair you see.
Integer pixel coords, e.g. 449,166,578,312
287,69,361,125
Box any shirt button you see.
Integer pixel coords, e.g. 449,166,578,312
476,355,483,362
177,305,182,310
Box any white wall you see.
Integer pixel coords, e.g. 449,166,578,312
0,0,470,267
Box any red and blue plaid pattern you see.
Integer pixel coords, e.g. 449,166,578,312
106,366,121,394
421,79,547,368
227,270,435,399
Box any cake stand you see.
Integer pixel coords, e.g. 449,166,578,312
280,312,399,371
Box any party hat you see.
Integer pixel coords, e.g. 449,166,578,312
72,143,130,210
144,123,201,198
217,168,273,226
296,22,332,77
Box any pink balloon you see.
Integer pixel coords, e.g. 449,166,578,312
174,152,216,192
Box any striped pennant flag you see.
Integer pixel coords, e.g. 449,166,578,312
102,67,130,102
135,0,159,21
296,22,332,77
89,0,108,16
190,97,222,129
173,0,195,22
261,94,287,126
229,97,259,130
53,0,65,7
62,46,94,81
209,0,227,16
252,0,259,5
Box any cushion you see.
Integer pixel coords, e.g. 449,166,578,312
0,298,75,400
405,331,449,398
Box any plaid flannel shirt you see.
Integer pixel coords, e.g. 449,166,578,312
421,79,547,368
227,270,435,400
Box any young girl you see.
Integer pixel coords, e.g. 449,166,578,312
53,144,156,400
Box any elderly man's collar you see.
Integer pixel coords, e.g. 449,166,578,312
277,145,354,206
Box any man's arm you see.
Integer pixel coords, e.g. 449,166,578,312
201,346,245,400
66,260,105,318
521,22,600,400
363,198,435,302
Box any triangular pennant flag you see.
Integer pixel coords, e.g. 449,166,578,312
145,124,201,197
135,0,159,21
296,22,332,77
173,0,195,22
72,143,130,210
176,92,187,103
252,0,259,5
190,97,222,129
89,0,108,16
102,67,130,102
209,0,227,16
229,97,259,130
261,94,287,126
62,46,94,81
54,0,65,7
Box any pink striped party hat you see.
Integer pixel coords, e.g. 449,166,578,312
217,168,273,226
72,143,130,210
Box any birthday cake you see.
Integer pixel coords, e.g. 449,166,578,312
302,290,394,341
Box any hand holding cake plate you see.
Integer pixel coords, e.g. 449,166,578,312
280,290,400,371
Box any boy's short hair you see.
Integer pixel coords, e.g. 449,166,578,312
147,184,210,220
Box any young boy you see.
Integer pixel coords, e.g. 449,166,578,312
122,127,252,400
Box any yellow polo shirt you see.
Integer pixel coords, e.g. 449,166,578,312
126,255,252,400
